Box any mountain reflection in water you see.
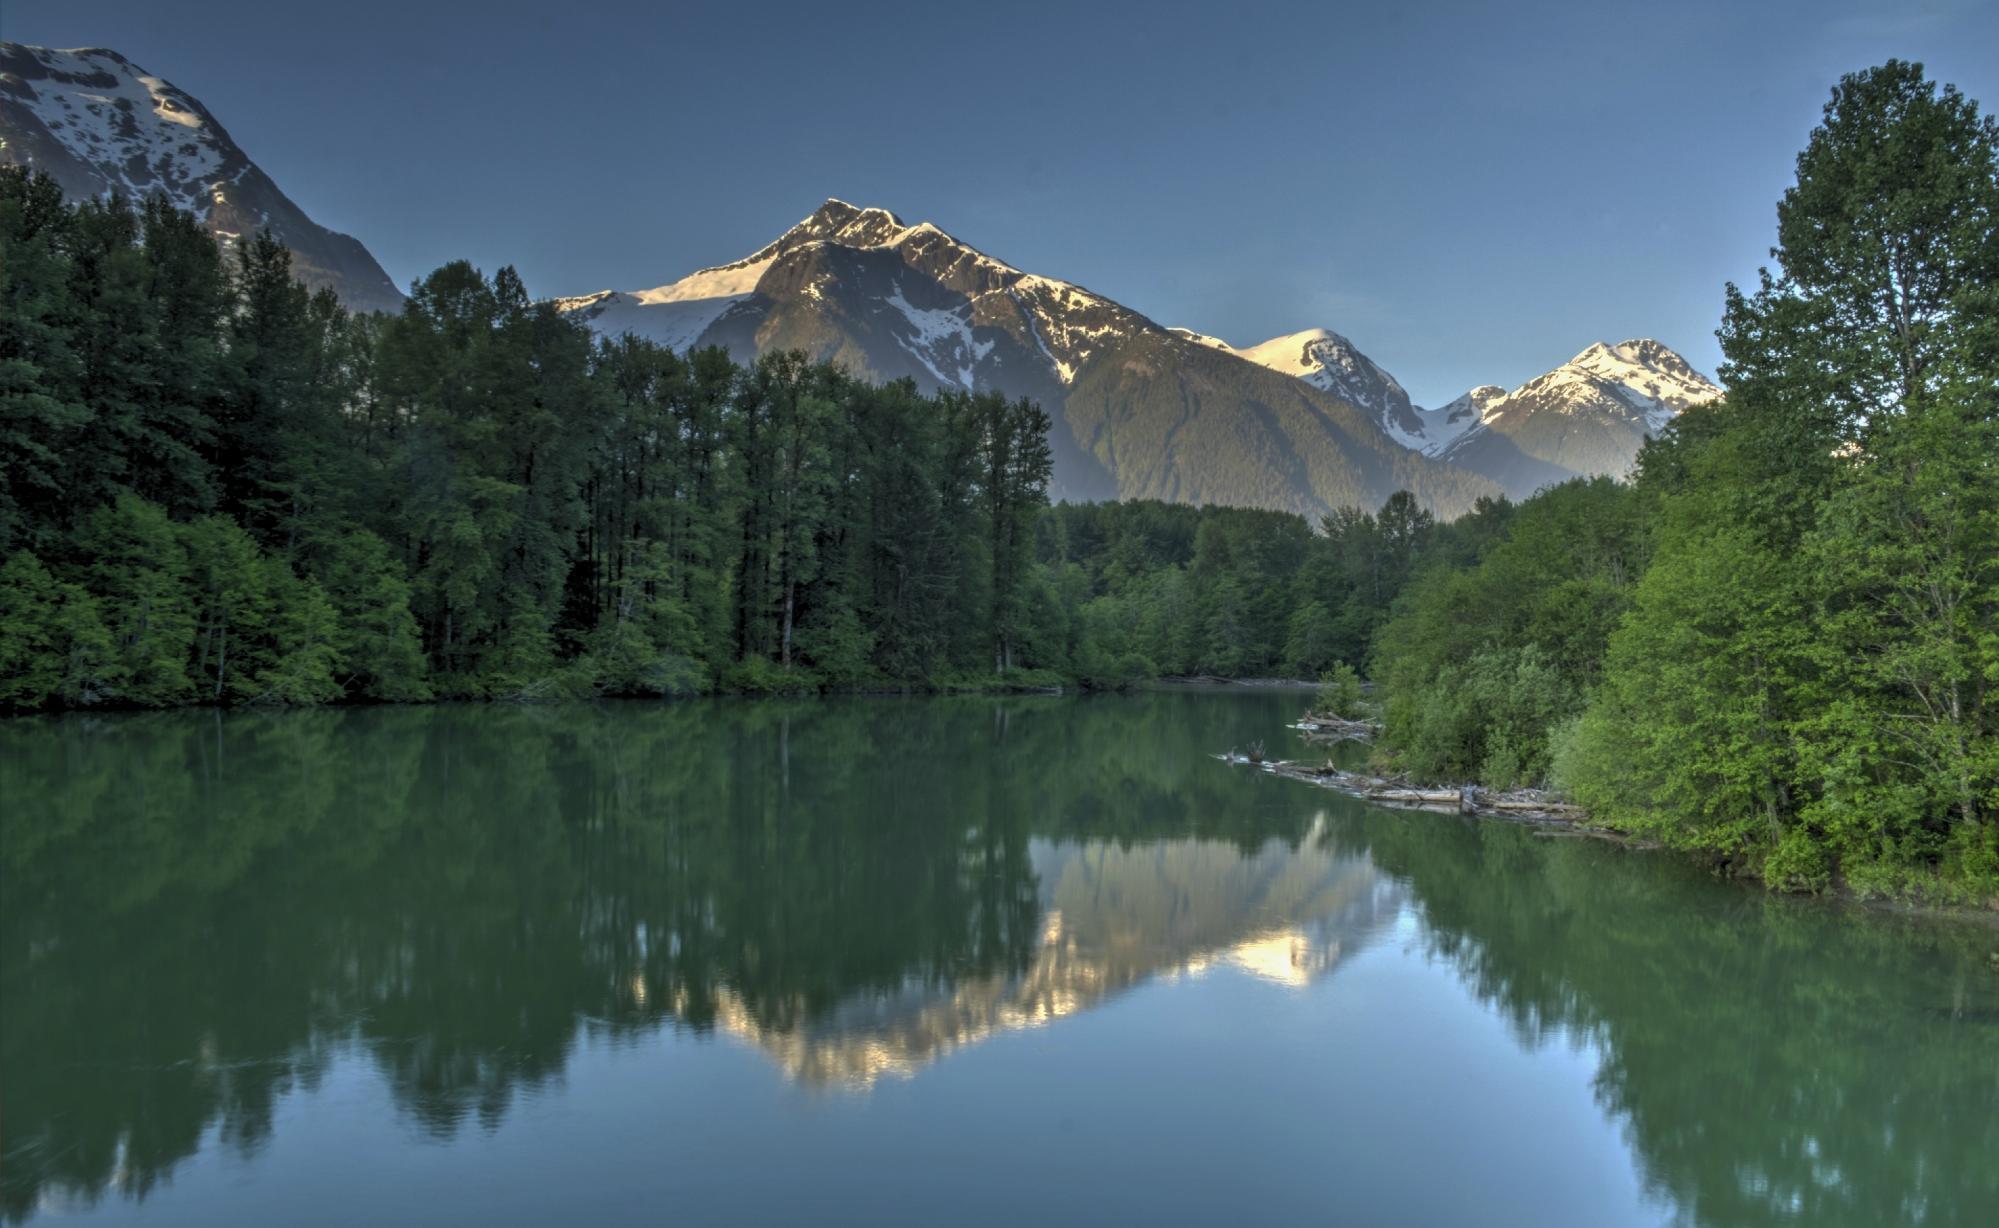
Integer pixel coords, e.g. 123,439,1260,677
709,827,1403,1087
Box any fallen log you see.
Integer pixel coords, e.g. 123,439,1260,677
1482,799,1587,815
1366,788,1465,805
1292,713,1380,743
1214,751,1647,847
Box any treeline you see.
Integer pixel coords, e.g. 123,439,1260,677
0,167,1055,707
1043,62,1999,899
1035,490,1496,682
1,61,1991,899
1370,62,1998,900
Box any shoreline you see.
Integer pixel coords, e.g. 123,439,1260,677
1222,751,1999,925
2,672,1334,721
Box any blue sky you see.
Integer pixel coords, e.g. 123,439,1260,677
5,0,1995,405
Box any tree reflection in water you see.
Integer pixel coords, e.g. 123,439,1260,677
1,692,1994,1225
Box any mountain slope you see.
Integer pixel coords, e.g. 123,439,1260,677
1433,340,1721,497
1176,327,1436,451
559,199,1499,517
1215,329,1719,498
0,43,403,314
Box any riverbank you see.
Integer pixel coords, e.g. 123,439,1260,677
1224,745,1999,920
1219,752,1651,846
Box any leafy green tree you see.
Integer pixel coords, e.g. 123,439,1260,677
1283,601,1340,677
320,530,431,702
1563,60,1999,896
0,553,118,710
181,514,272,702
252,564,344,705
77,495,196,706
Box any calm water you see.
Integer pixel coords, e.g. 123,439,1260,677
1,690,1994,1226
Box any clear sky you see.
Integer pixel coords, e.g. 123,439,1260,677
5,0,1995,405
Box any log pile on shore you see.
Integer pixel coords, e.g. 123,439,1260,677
1288,713,1380,743
1215,753,1648,846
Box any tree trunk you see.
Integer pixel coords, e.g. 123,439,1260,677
781,583,795,669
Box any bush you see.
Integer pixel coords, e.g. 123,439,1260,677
1314,663,1365,719
1760,827,1833,894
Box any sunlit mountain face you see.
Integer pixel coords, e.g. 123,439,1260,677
555,199,1504,515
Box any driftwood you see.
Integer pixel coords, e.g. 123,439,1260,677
1291,712,1380,743
1367,787,1464,804
1217,753,1648,845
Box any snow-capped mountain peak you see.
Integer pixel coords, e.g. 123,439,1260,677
1429,340,1722,495
1560,338,1721,429
552,199,1509,515
559,197,1140,389
0,46,229,215
0,42,403,312
1494,338,1719,436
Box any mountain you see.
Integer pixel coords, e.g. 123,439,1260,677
0,43,403,314
557,199,1499,517
1430,340,1721,497
1214,329,1719,494
1175,327,1432,448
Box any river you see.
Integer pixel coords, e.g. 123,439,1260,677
1,689,1993,1225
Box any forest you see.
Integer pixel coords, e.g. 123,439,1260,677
0,173,1057,703
0,62,1993,899
1373,61,1998,901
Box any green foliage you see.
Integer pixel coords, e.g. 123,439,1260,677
319,530,430,702
1384,63,1999,900
3,61,1993,908
1555,60,1999,901
0,553,118,710
723,655,820,697
1368,478,1643,787
0,177,1062,710
252,565,344,705
77,494,196,706
1283,602,1340,677
1314,663,1365,720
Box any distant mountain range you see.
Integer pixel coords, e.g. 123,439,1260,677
557,200,1720,509
553,198,1503,514
0,43,402,313
1,42,1721,514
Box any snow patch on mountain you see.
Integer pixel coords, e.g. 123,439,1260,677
1433,341,1721,479
1415,386,1506,455
0,45,231,214
0,46,228,212
1562,339,1720,430
632,252,776,305
1480,340,1721,433
1199,327,1432,448
1167,327,1237,352
886,283,993,390
560,290,745,353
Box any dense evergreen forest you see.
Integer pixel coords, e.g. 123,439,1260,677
0,168,1059,703
0,61,1992,900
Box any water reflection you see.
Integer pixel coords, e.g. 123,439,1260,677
1,693,1995,1225
712,829,1404,1087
